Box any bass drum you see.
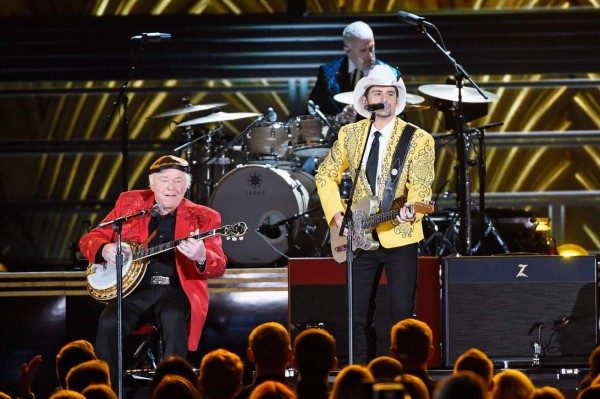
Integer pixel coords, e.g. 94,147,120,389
209,164,328,266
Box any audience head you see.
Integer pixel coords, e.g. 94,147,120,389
434,371,487,399
390,319,433,369
490,369,534,399
578,385,600,399
528,387,566,399
81,384,117,399
56,340,97,389
329,364,374,399
367,356,403,383
49,389,87,399
247,322,292,373
248,380,296,399
582,346,600,389
293,328,337,381
396,374,429,399
151,374,202,399
0,392,10,399
453,348,494,390
149,355,199,397
65,359,110,393
198,348,244,399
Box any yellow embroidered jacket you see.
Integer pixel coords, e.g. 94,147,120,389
315,118,435,248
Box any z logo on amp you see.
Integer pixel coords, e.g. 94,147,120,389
516,264,528,278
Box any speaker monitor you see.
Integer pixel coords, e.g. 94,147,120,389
288,257,441,367
443,255,598,367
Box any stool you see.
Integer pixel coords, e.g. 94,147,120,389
128,323,163,370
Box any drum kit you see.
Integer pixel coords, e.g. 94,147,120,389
148,84,498,265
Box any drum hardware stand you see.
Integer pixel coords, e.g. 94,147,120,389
308,100,340,144
406,16,490,255
97,206,155,399
419,215,459,257
174,124,223,204
197,109,274,178
468,122,503,254
470,201,510,255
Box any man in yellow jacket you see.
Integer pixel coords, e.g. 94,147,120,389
315,64,435,364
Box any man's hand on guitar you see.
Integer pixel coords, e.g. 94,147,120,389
101,243,132,265
177,229,207,263
334,211,348,236
396,204,416,223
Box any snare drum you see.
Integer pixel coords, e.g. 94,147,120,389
248,122,290,159
289,115,335,158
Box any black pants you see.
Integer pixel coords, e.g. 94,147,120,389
95,284,191,387
351,243,418,364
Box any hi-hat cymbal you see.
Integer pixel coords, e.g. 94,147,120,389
405,104,430,112
150,103,228,118
418,84,498,103
333,91,425,105
178,111,262,127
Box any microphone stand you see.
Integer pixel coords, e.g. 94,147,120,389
97,207,152,399
309,101,340,144
411,22,488,255
101,37,153,399
340,110,376,364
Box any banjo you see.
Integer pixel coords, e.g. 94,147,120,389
85,222,247,302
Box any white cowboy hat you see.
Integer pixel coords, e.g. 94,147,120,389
353,64,407,119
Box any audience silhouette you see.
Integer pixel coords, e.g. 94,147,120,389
292,328,337,399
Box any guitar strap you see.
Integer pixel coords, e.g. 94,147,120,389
142,226,159,249
381,123,417,212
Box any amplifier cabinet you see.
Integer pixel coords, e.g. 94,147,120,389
442,255,598,367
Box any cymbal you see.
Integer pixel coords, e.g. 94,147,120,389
333,91,425,105
178,111,262,127
418,84,498,103
404,104,430,112
150,103,228,118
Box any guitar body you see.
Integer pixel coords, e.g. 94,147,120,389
86,242,149,302
330,196,380,263
329,198,435,263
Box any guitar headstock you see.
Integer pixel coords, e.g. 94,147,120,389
412,200,435,215
222,222,248,241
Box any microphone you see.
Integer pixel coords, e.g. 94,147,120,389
150,203,164,217
131,32,172,43
257,223,282,239
553,315,570,330
397,11,434,28
364,102,390,112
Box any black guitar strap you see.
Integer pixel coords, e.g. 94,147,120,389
381,123,417,212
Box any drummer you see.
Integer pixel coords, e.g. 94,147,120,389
309,21,400,125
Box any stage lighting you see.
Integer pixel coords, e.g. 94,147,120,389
557,243,589,256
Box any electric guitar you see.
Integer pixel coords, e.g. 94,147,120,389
330,197,434,263
86,222,248,301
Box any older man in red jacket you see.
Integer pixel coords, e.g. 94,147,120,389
79,154,227,387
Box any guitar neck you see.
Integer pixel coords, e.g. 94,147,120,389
364,208,400,230
133,230,217,261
